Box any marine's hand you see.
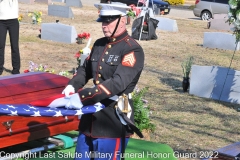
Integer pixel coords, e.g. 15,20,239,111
82,47,91,55
62,85,75,98
65,93,83,109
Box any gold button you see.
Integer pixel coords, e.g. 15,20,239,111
89,92,91,95
105,52,108,55
113,38,116,41
99,66,102,70
96,80,100,84
110,62,113,65
96,89,99,92
108,45,111,48
82,95,85,98
98,74,101,77
102,58,104,62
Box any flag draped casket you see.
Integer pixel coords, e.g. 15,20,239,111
0,72,79,149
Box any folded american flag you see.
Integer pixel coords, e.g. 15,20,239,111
0,103,104,117
0,94,104,117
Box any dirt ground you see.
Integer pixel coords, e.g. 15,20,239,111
2,1,240,159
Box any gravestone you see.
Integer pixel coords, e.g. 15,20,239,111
35,0,52,3
48,5,74,18
52,0,65,2
41,23,77,44
189,65,240,104
155,17,178,32
203,32,240,51
65,0,82,7
209,14,233,31
19,0,34,4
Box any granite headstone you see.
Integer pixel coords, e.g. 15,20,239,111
203,32,240,51
190,65,240,104
19,0,34,4
155,17,178,32
52,0,65,2
209,14,233,31
65,0,82,7
35,0,52,3
41,23,77,44
48,5,74,18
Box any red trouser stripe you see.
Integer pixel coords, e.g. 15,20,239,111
113,138,121,160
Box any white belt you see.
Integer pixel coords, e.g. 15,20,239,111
109,93,132,101
109,93,132,125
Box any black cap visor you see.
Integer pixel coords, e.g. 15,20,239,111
97,15,121,22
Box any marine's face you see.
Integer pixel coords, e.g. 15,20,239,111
102,18,119,37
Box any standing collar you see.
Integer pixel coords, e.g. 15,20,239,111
108,30,128,43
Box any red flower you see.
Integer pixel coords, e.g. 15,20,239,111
24,69,29,73
74,52,81,58
78,34,83,38
77,32,90,39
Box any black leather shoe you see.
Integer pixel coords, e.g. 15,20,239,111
11,71,20,74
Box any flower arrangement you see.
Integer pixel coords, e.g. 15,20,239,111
181,56,194,78
24,61,69,77
28,11,42,24
227,0,240,42
76,32,90,44
24,61,54,73
75,50,83,66
18,14,23,22
127,9,136,18
129,4,140,17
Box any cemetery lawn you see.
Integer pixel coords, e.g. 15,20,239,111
3,2,239,159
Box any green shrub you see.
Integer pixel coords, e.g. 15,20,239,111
164,0,185,5
132,86,156,132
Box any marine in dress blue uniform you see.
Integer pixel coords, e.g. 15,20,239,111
62,3,145,160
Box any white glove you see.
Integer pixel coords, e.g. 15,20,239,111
82,47,91,55
62,85,75,98
65,93,83,110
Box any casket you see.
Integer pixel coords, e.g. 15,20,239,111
0,72,79,149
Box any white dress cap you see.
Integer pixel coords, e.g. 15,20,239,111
94,3,131,16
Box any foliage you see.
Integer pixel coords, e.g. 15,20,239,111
59,71,70,77
132,86,156,132
129,4,140,17
18,14,23,22
181,56,194,78
26,61,54,73
28,11,42,24
164,0,184,5
127,9,136,18
227,0,240,43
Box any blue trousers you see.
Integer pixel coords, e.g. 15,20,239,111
74,133,129,160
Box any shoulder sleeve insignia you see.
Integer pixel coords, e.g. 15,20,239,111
122,52,136,67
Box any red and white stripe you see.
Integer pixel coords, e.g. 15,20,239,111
122,52,136,67
99,84,111,95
